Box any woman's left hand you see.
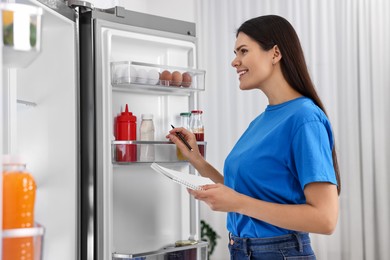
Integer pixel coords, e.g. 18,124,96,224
187,183,242,212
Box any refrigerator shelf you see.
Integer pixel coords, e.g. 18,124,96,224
112,140,206,164
111,61,205,92
2,223,45,260
112,240,208,259
1,3,43,68
112,84,198,96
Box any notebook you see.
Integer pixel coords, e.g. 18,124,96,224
151,163,214,190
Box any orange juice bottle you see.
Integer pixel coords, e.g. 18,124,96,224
2,155,36,260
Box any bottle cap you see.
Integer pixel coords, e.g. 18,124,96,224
2,154,26,165
180,112,191,117
191,110,203,114
141,114,153,120
117,104,136,122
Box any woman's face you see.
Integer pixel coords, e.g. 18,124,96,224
231,32,274,90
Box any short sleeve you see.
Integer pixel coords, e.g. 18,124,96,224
291,120,338,190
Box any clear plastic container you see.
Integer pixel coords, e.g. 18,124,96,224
111,140,206,164
111,61,206,92
2,223,45,260
1,3,43,68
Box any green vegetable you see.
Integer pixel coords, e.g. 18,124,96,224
3,23,13,46
2,23,38,47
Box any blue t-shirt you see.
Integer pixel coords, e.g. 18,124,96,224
224,97,337,238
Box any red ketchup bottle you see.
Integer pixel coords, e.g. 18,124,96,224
116,104,137,162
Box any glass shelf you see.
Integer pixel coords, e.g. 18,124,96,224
112,140,206,164
111,61,205,95
112,240,208,260
2,223,45,260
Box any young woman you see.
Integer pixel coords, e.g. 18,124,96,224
167,15,340,259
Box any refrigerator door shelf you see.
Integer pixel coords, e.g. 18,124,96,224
112,240,208,260
1,3,43,68
111,61,205,92
2,223,45,260
111,140,207,164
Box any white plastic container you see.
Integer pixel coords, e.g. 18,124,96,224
139,114,155,161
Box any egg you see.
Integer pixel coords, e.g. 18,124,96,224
181,72,192,87
171,71,182,87
147,69,160,85
159,70,172,86
136,68,148,84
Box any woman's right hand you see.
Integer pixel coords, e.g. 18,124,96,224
166,127,200,161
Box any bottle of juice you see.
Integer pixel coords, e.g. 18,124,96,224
2,155,36,260
190,110,205,157
176,112,191,160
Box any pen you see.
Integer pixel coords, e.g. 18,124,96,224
171,125,193,151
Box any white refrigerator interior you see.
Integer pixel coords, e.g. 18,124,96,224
1,2,77,260
81,7,207,260
103,23,201,253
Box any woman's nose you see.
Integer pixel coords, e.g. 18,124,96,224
231,57,240,68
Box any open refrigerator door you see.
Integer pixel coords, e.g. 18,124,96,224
1,1,77,260
78,7,207,260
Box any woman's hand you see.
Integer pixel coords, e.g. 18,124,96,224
166,127,201,161
187,183,243,212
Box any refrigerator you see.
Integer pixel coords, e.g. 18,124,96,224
1,1,207,260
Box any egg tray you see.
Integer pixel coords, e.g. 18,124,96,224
111,61,205,91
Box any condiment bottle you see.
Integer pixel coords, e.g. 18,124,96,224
190,110,205,157
116,104,137,162
177,112,191,160
139,114,155,162
2,155,36,260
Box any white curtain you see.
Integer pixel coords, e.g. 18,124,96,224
195,0,390,259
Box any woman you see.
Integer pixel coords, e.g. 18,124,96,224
167,15,340,259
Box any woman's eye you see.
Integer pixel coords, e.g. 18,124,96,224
241,49,248,54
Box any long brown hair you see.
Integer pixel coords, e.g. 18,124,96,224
237,15,341,194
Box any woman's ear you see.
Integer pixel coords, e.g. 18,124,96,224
272,45,282,65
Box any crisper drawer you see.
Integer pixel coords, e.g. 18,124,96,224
112,241,208,260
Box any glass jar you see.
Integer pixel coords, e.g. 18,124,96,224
190,110,204,157
176,112,191,161
139,114,155,161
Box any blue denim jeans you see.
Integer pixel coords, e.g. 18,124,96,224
228,232,316,259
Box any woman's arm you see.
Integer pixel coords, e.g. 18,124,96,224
189,182,339,235
167,127,224,184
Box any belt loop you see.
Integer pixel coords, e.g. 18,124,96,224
243,238,249,256
293,233,303,253
229,232,234,245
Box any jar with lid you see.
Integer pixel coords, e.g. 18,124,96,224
176,112,191,161
190,110,205,157
139,114,155,161
2,155,36,260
